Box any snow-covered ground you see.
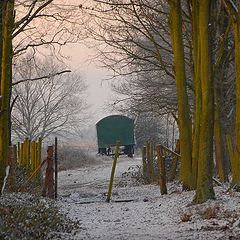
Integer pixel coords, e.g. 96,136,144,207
57,155,240,240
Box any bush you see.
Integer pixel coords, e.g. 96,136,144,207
0,193,79,240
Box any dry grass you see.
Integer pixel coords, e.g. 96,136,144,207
57,145,98,171
201,206,219,219
180,213,192,222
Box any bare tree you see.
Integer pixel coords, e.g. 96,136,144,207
11,56,88,141
0,0,87,191
134,113,177,149
82,0,177,113
13,0,86,58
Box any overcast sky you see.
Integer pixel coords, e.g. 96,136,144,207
59,0,118,125
63,42,116,125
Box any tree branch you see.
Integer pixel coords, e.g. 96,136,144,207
12,70,71,86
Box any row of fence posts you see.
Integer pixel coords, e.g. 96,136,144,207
7,138,42,192
142,140,180,195
7,137,58,199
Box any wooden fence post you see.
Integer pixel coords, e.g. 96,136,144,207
23,138,30,167
150,142,155,181
106,141,120,203
145,142,150,183
23,139,27,166
31,141,36,172
42,146,54,198
142,146,147,179
54,137,58,199
146,142,154,183
35,138,42,182
156,145,167,195
20,142,24,166
169,139,180,181
17,142,20,163
7,146,17,191
26,138,31,167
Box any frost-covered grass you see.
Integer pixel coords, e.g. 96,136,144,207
0,193,79,240
57,156,240,240
58,145,99,171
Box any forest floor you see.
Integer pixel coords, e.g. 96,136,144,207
57,155,240,240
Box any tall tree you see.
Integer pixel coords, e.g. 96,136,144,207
0,0,15,193
168,0,193,190
0,0,86,191
232,2,240,186
193,0,215,203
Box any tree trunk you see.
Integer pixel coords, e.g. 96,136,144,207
214,98,229,182
0,0,14,191
168,0,193,190
213,5,231,183
191,0,201,188
156,145,167,195
233,8,240,186
193,0,215,203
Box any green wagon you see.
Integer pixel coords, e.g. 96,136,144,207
96,115,135,157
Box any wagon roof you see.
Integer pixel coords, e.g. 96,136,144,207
96,115,135,148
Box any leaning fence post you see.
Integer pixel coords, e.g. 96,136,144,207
106,141,120,203
156,145,167,195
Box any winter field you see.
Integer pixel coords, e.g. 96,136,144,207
57,155,240,240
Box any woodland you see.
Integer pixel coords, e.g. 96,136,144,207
0,0,240,239
0,1,240,238
82,0,240,204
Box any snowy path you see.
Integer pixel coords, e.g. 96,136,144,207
57,156,238,240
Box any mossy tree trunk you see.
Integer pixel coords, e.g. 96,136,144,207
214,96,229,182
233,7,240,186
0,0,14,192
0,1,5,192
168,0,193,190
193,0,215,204
213,6,231,183
191,0,201,187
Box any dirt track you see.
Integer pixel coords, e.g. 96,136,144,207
57,155,238,240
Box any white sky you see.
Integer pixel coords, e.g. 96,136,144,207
63,42,116,125
60,0,118,125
